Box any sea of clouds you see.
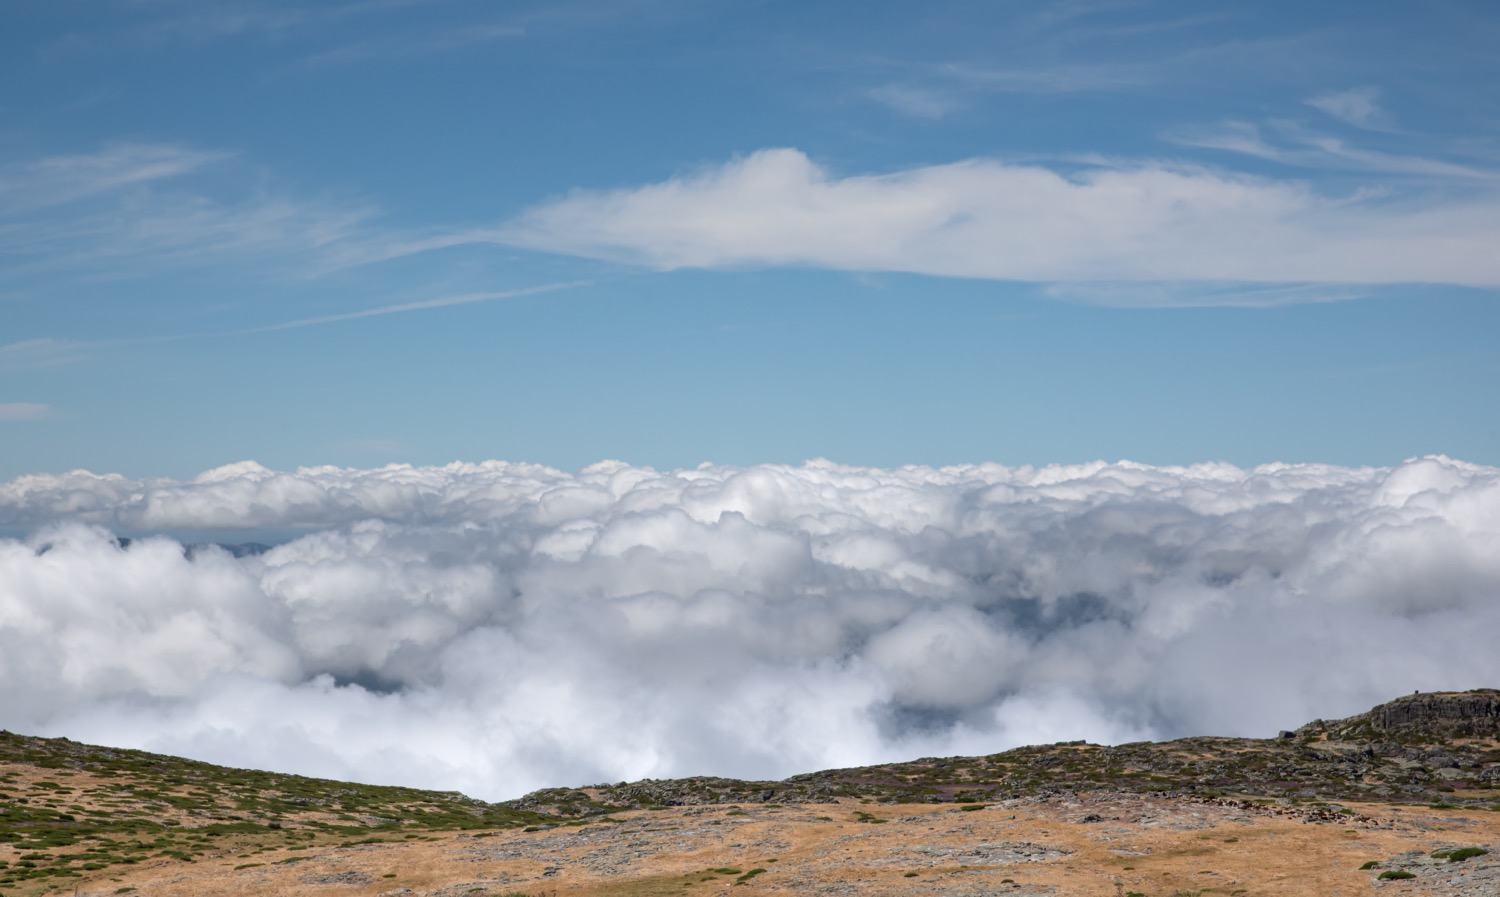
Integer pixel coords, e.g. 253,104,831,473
2,455,1498,801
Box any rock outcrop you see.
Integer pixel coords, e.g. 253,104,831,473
1371,690,1500,732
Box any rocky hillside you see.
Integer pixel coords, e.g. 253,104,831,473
0,730,549,894
1,689,1497,896
506,689,1500,815
1339,689,1500,737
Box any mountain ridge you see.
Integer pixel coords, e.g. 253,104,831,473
506,689,1500,815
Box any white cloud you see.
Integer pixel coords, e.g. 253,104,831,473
0,339,87,370
18,141,1498,306
300,23,525,67
0,143,229,213
937,61,1156,94
90,0,444,47
0,143,428,284
867,84,961,119
234,281,592,333
1042,281,1365,308
2,455,1498,800
0,403,52,421
496,148,1500,288
1307,86,1389,129
1170,119,1495,182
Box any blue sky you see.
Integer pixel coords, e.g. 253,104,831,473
3,0,1498,478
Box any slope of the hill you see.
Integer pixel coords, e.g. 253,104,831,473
0,690,1496,897
507,689,1500,815
0,731,548,894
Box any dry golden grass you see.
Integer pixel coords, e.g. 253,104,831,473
22,793,1495,897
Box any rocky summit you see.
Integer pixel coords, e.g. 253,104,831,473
1364,690,1500,735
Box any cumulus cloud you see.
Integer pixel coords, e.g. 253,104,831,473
495,148,1500,288
2,455,1498,800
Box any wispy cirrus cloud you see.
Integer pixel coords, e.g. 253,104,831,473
865,60,1150,119
936,59,1156,93
1042,281,1367,309
866,84,962,120
1170,119,1499,181
495,147,1500,291
0,143,229,213
0,141,593,353
233,280,592,333
1306,86,1390,129
0,339,89,370
856,7,1276,120
0,403,52,421
298,22,524,67
72,0,448,47
0,142,427,283
0,282,592,369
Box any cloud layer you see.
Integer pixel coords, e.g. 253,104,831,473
498,148,1500,288
3,455,1498,800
